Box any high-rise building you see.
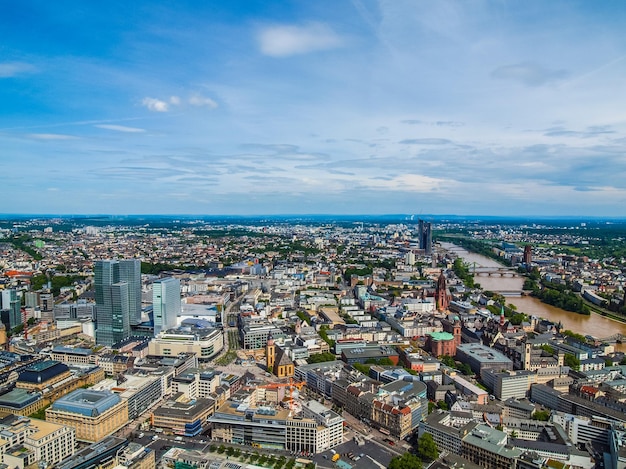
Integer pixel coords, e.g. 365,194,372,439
152,277,181,335
119,259,142,326
1,289,22,330
418,219,432,255
95,260,140,346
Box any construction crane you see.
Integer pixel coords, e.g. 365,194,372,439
257,378,306,411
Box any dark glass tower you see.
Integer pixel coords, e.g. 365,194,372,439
95,260,139,346
418,219,432,255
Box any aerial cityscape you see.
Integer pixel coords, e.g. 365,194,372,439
1,215,626,469
3,1,626,469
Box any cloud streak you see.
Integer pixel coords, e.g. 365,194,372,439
257,23,344,57
0,62,36,78
95,124,145,133
491,62,569,87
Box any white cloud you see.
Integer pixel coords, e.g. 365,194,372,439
170,96,181,105
0,62,36,78
95,124,145,133
141,97,169,112
188,95,218,108
363,174,446,192
257,23,344,57
28,133,78,140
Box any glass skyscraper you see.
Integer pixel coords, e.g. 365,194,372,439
95,259,141,346
1,289,21,330
152,277,181,336
418,219,432,256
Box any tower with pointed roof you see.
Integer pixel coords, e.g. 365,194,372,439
436,271,450,311
266,334,275,372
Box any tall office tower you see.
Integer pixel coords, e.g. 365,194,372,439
1,289,21,330
152,277,181,336
95,260,138,346
24,291,39,309
119,259,142,326
418,219,432,255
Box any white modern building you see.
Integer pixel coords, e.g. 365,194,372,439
152,277,181,335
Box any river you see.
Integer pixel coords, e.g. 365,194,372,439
441,242,626,351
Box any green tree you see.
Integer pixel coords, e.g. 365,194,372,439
564,353,580,371
533,410,551,421
458,363,473,376
388,452,423,469
307,352,336,364
439,355,456,368
417,433,439,461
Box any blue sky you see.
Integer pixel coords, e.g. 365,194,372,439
2,1,626,216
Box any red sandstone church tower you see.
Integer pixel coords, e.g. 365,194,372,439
523,245,532,266
436,271,450,311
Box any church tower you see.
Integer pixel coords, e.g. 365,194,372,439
266,334,276,372
453,316,462,347
436,271,450,311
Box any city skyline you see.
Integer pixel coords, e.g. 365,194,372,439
2,1,626,216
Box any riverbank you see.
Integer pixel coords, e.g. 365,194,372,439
440,241,626,350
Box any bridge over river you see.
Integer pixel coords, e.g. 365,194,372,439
473,266,521,278
597,333,626,344
440,241,626,352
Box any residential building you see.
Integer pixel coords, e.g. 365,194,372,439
0,414,75,467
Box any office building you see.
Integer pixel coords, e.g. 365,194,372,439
152,277,181,335
148,326,224,362
16,360,72,392
481,369,536,401
209,400,344,453
117,442,156,469
418,219,432,256
608,424,626,469
456,343,513,375
92,373,164,420
95,259,141,346
56,436,128,469
461,425,522,469
46,389,129,442
1,289,21,330
118,259,142,326
151,393,214,436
